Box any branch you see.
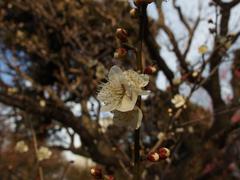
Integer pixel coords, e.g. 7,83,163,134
183,16,200,59
213,0,240,8
144,9,174,83
155,2,189,74
160,24,188,72
0,91,120,167
172,0,191,33
51,145,90,158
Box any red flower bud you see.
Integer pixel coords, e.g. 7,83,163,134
234,68,240,79
134,0,154,6
147,152,159,162
90,167,102,179
104,175,115,180
116,28,128,42
134,0,144,6
145,0,155,3
181,73,189,81
114,48,127,59
144,65,157,75
158,147,170,160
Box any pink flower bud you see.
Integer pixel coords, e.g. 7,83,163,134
116,28,128,42
234,68,240,79
134,0,154,6
144,65,157,75
90,167,102,179
134,0,144,6
114,48,127,59
147,152,159,162
104,175,115,180
158,147,170,160
145,0,154,3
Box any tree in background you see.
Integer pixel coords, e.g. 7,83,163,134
0,0,240,179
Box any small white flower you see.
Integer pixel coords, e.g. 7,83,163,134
172,78,181,85
37,146,52,161
188,126,194,133
198,45,208,54
175,127,184,133
97,66,149,112
15,141,29,153
192,71,199,77
7,87,18,94
39,100,46,107
112,106,143,129
16,30,24,39
171,94,186,108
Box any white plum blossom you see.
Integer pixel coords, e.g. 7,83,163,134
15,140,29,153
37,146,52,161
97,65,149,112
171,94,186,108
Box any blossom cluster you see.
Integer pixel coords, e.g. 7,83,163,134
15,141,52,161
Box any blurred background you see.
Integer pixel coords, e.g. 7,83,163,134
0,0,240,179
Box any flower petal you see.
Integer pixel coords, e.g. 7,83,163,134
139,90,151,96
97,81,124,112
171,94,186,108
113,106,143,129
100,102,118,112
116,92,138,112
97,65,150,113
139,74,149,87
124,70,149,88
108,65,123,81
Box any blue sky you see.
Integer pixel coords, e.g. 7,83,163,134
143,0,240,108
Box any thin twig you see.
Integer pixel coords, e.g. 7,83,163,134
29,120,44,180
59,161,74,180
133,3,147,180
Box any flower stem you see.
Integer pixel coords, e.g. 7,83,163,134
29,120,44,180
134,4,147,180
